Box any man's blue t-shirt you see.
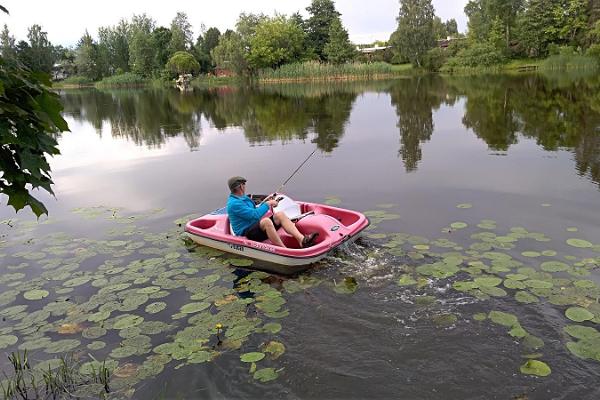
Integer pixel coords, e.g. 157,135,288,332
227,194,269,236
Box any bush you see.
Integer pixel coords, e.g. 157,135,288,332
166,51,200,75
95,72,147,87
423,47,447,72
444,43,506,70
586,44,600,60
60,75,94,85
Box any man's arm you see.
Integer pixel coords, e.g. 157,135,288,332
230,200,269,221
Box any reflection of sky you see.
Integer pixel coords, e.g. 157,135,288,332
2,87,600,246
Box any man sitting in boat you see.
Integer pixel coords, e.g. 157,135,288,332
226,176,317,248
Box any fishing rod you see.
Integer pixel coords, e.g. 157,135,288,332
259,148,318,205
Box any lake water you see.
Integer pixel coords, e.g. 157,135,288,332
1,73,600,399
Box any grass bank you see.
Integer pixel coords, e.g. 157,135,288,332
257,61,413,83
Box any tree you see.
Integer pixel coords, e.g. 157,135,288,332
75,31,101,80
247,16,306,69
393,0,436,67
211,31,248,75
306,0,341,60
324,18,355,64
1,24,16,59
0,55,69,216
26,24,55,73
128,14,156,76
169,11,193,54
166,51,200,75
152,27,172,70
98,20,130,73
202,27,221,55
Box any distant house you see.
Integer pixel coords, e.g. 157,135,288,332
214,67,234,77
437,37,466,49
357,45,392,54
52,63,70,81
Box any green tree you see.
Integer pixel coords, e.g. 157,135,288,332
0,55,70,216
393,0,436,67
75,31,101,80
202,27,221,55
247,16,306,69
151,27,172,71
26,24,54,73
323,18,355,64
1,24,16,59
166,51,200,75
128,14,156,77
306,0,341,60
211,31,248,75
169,11,193,54
98,20,130,73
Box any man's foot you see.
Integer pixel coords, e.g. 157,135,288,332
302,232,318,248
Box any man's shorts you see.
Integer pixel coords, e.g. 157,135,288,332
244,216,281,242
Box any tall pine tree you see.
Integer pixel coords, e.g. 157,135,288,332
324,18,355,64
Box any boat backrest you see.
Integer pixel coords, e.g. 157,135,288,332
272,195,301,219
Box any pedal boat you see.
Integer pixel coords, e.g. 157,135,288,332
185,195,369,270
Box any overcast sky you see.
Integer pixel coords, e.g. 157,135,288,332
0,0,468,47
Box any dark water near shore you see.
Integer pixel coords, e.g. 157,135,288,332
1,73,600,399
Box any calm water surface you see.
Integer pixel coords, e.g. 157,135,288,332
1,74,600,399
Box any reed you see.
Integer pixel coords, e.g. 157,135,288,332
95,72,148,88
257,61,411,82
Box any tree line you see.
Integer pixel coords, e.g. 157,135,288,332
391,0,600,70
0,0,361,80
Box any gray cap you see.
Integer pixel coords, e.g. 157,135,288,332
228,176,246,191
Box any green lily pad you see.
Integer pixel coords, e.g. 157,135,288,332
45,339,81,354
227,258,254,267
23,289,49,300
509,326,528,338
240,352,265,363
540,261,570,273
474,276,502,287
0,335,18,349
397,275,417,286
450,222,468,230
456,203,473,209
565,307,594,322
473,313,487,321
515,291,539,304
521,251,541,258
489,311,518,327
564,325,600,340
113,315,145,329
180,302,210,314
145,302,167,314
566,227,579,232
262,341,285,359
541,250,557,257
253,367,278,382
520,360,551,377
566,239,593,248
88,311,111,322
262,322,282,334
413,244,430,251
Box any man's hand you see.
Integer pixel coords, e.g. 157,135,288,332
266,199,279,207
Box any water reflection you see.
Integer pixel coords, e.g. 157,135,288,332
59,73,600,187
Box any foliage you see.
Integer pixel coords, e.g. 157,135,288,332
323,18,356,64
445,42,506,70
305,0,342,60
166,51,200,75
1,24,16,59
98,19,130,73
0,55,69,216
60,75,94,86
169,11,193,54
75,31,102,80
247,16,306,69
393,0,436,67
24,24,55,73
423,47,448,72
211,31,248,76
95,72,147,87
257,61,408,81
128,14,156,77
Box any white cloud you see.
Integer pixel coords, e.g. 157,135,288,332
0,0,468,46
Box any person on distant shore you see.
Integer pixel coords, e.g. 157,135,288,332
226,176,317,248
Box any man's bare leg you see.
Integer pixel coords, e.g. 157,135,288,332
273,212,305,247
260,217,286,247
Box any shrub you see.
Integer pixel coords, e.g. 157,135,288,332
60,75,94,85
586,44,600,61
423,47,447,72
166,51,200,75
95,72,147,87
444,43,506,70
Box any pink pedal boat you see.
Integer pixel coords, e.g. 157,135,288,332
185,195,369,272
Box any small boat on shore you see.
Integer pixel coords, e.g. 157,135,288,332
185,195,369,274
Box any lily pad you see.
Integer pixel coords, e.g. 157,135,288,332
227,258,254,267
540,261,570,273
145,302,167,314
565,307,594,322
489,311,518,327
566,239,593,249
456,203,473,209
0,335,18,349
253,367,278,382
262,341,286,359
450,222,468,230
180,302,210,314
23,289,49,300
262,322,282,334
113,315,145,330
240,352,265,363
520,360,551,377
397,275,417,286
